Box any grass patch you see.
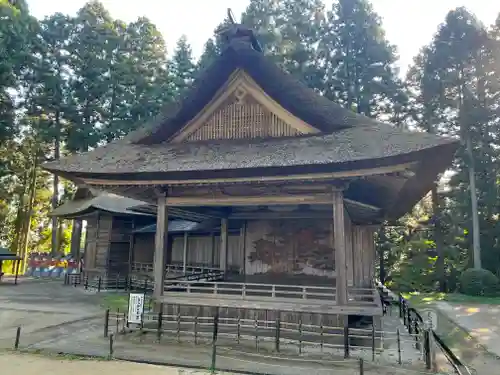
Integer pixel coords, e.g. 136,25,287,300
100,293,154,312
101,294,129,311
402,292,500,307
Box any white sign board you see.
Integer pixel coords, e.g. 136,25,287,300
127,293,145,324
420,309,438,330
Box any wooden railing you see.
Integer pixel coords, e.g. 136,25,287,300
347,287,380,306
165,263,222,275
131,262,223,276
131,262,153,273
164,281,337,302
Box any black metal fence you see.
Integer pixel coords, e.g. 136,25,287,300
1,277,456,375
397,293,472,375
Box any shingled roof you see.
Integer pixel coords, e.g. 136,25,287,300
50,189,152,218
43,123,456,177
42,24,458,179
134,33,384,145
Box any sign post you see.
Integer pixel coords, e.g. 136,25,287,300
127,292,145,325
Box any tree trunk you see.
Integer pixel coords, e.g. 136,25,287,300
70,219,83,259
431,185,446,292
20,162,37,272
51,111,61,256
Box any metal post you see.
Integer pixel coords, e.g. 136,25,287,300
255,316,259,351
372,323,376,361
298,317,302,354
211,308,219,373
157,309,163,342
97,276,102,292
397,328,402,365
344,325,350,358
177,307,181,343
194,306,199,345
14,327,21,349
424,329,432,370
109,333,114,359
116,308,120,334
275,315,281,353
359,358,364,375
104,309,110,337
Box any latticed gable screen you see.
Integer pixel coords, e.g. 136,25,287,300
184,90,304,142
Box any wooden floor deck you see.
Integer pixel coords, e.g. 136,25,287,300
161,280,383,316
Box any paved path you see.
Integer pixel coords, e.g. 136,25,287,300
0,279,103,346
436,301,500,357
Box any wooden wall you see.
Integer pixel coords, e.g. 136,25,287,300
83,213,113,271
170,233,242,270
132,233,155,264
107,216,134,275
352,225,377,287
84,213,376,285
83,215,98,269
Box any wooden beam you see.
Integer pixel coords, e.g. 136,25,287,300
81,162,416,187
220,218,228,272
344,198,381,211
333,189,347,305
229,210,333,220
153,193,168,299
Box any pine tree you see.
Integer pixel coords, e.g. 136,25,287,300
124,17,171,126
170,35,196,97
321,0,403,118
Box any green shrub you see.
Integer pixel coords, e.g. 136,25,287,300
459,268,499,296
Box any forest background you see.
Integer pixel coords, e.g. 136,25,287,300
2,0,500,292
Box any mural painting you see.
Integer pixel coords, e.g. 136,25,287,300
246,219,335,277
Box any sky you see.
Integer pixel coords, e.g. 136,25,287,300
27,0,499,75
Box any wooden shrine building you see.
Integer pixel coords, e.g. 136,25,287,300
44,24,458,323
52,187,243,280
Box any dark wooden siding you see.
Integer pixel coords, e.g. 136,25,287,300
107,216,134,276
170,233,242,269
84,215,98,269
133,233,155,264
95,214,113,269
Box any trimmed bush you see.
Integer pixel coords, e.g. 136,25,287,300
459,268,499,296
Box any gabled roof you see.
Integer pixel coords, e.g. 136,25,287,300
134,35,382,145
42,24,458,179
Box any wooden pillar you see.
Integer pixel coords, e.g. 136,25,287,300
127,222,135,277
220,218,228,272
182,232,188,274
210,232,216,267
352,226,363,287
333,189,347,305
153,192,168,299
344,210,354,286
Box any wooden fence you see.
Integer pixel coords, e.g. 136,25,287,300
105,304,430,368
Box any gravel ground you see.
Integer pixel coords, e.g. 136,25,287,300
0,352,228,375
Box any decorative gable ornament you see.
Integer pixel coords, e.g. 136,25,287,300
170,70,320,143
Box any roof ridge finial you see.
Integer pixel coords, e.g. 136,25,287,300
227,8,236,24
218,9,263,53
